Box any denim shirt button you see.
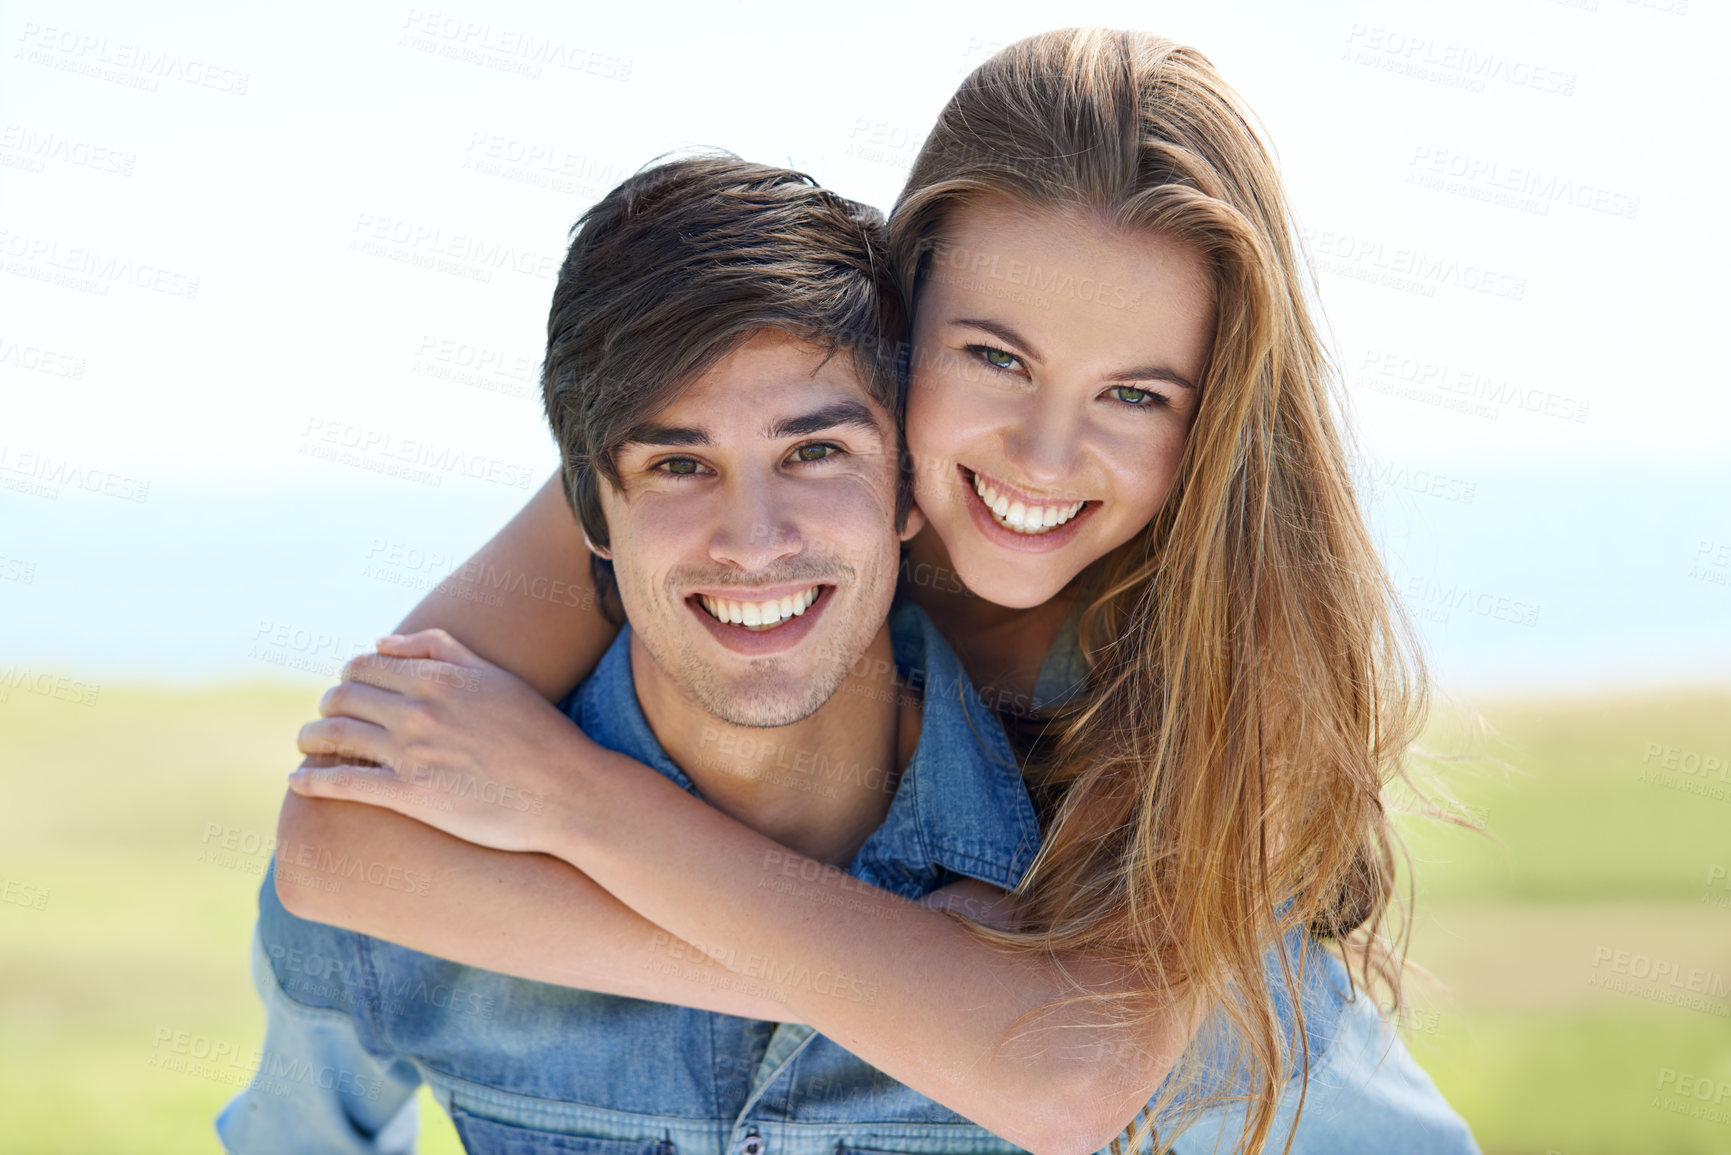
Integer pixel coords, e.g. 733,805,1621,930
741,1137,764,1155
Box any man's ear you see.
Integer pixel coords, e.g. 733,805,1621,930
896,503,926,544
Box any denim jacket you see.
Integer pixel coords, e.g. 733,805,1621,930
217,601,1477,1155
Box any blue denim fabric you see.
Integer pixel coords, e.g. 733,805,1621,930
217,600,1477,1155
1156,932,1479,1154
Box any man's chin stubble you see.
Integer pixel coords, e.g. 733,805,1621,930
687,670,844,730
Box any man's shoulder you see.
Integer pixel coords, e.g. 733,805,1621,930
558,618,628,706
877,599,1042,892
885,599,1004,741
885,598,955,694
558,623,638,751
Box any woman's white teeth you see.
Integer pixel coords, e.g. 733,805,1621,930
698,586,820,630
972,472,1085,534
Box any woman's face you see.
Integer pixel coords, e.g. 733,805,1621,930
905,194,1216,609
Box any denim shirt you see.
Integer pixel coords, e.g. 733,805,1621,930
217,600,1478,1155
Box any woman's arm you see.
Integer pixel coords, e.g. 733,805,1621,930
289,639,1197,1155
541,746,1194,1155
273,787,800,1019
274,787,1018,1023
392,468,616,702
278,467,657,994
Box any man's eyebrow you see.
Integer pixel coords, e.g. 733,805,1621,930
953,316,1199,392
619,422,711,449
766,400,882,440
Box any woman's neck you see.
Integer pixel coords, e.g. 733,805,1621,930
899,525,1075,714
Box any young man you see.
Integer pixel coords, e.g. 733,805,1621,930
215,156,1062,1155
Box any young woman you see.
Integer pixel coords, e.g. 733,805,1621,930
285,28,1471,1155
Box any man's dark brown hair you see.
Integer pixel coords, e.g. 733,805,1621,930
540,153,909,614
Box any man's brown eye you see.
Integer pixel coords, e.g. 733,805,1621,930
794,444,833,462
662,458,699,475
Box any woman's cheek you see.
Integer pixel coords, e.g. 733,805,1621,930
906,367,989,480
903,382,949,502
1099,425,1186,531
902,370,945,463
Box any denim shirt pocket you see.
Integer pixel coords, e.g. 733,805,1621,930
451,1107,680,1155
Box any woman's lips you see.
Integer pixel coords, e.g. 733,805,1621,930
958,465,1096,553
969,469,1088,533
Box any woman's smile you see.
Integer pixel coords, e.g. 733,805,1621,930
965,467,1090,534
958,465,1098,553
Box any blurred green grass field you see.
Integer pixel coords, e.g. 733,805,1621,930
1,681,1727,1153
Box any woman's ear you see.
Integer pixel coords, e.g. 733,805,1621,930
582,529,612,561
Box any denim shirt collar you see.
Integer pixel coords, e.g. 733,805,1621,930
566,600,1042,898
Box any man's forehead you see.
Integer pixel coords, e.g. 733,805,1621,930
622,338,889,450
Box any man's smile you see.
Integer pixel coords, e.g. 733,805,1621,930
695,585,823,630
683,583,836,657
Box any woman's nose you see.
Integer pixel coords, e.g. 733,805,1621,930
1001,391,1084,487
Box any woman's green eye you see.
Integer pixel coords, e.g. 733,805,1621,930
980,347,1018,370
1111,385,1158,406
794,444,833,463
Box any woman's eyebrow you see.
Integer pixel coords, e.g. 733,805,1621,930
952,317,1041,362
765,400,882,440
1105,365,1198,392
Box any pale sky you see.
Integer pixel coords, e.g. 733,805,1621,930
2,0,1726,693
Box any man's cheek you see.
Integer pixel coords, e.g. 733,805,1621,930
609,499,703,580
812,473,902,566
851,469,901,535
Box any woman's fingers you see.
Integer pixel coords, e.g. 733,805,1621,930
333,630,491,701
376,627,483,667
339,650,476,698
339,650,420,694
286,757,400,803
316,678,413,728
297,714,394,766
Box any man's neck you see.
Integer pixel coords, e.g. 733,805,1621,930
628,623,920,868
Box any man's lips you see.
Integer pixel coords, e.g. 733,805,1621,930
683,584,833,657
691,584,823,630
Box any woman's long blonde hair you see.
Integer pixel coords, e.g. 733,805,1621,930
890,29,1431,1153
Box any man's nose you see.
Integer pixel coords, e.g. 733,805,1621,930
707,475,802,571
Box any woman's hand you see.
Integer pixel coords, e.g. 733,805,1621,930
288,628,583,854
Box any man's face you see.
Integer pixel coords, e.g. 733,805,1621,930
596,328,921,728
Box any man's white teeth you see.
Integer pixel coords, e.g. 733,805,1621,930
971,472,1085,535
698,586,821,630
